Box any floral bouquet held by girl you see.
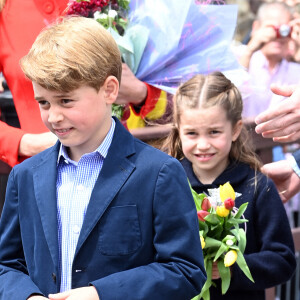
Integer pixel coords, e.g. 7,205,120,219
191,182,254,300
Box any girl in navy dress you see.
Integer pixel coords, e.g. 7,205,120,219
163,71,296,300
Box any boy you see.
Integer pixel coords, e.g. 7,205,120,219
0,17,206,299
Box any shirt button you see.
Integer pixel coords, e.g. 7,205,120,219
73,225,80,234
43,1,54,14
77,184,84,191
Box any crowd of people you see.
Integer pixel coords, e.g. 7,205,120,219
0,0,300,299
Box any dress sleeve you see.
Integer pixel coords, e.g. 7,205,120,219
123,83,173,130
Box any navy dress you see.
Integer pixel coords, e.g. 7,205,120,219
181,158,296,300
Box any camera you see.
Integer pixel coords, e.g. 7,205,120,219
273,24,292,38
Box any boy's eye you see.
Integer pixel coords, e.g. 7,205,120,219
61,98,72,104
38,100,49,106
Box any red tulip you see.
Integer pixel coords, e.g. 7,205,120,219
201,197,211,211
197,210,210,222
224,198,235,210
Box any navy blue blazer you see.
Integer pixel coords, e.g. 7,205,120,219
0,119,206,299
293,149,300,167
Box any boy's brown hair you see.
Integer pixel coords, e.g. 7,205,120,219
20,16,122,92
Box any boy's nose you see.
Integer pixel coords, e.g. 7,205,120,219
48,108,63,123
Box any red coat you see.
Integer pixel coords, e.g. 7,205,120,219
0,0,68,167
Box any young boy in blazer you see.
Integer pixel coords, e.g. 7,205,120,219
0,16,206,300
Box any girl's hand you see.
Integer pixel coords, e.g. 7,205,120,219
48,286,99,300
212,261,220,280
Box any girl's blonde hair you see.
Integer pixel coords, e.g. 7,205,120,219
164,71,261,171
20,16,122,92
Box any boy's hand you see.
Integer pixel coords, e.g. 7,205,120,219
48,287,99,300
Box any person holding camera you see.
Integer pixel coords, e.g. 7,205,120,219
237,1,300,119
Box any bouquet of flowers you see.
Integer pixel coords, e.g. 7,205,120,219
191,182,254,300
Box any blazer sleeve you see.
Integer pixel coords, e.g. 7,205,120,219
0,168,44,299
91,157,207,300
292,149,300,168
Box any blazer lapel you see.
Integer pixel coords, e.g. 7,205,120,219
76,119,136,253
33,144,60,270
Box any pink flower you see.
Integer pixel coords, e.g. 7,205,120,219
197,210,210,222
224,198,235,210
201,197,211,211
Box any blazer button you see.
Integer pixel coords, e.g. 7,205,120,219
52,273,56,283
43,1,54,14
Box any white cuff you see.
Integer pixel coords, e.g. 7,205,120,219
287,155,300,178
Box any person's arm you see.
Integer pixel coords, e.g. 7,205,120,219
255,84,300,143
0,169,46,298
115,63,172,130
238,20,276,69
260,158,300,203
0,121,57,167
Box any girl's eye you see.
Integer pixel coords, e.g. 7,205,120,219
186,131,197,136
210,130,221,135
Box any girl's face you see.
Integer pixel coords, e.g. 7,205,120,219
179,106,242,184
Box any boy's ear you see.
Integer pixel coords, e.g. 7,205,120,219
232,120,243,142
102,76,119,104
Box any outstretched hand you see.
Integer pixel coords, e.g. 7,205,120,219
255,84,300,143
261,160,300,203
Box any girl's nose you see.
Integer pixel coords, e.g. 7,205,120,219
196,137,210,150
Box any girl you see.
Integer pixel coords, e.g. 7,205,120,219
163,71,296,300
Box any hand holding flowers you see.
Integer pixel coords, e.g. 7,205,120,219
191,182,254,300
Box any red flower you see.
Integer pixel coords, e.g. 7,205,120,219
224,198,235,210
197,210,210,222
201,197,211,211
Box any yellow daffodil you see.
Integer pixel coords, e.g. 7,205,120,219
219,182,235,202
200,235,205,249
216,205,230,217
224,250,238,267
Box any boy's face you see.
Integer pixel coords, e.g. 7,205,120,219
33,81,117,161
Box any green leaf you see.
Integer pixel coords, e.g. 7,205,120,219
190,185,203,211
234,202,248,219
217,260,231,294
238,229,247,253
205,214,220,226
236,251,254,282
199,259,213,300
204,237,223,248
214,243,228,261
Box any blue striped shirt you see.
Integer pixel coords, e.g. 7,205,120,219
56,119,115,292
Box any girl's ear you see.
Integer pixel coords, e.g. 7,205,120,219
232,120,243,142
102,75,119,104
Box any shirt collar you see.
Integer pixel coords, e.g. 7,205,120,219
57,118,116,165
